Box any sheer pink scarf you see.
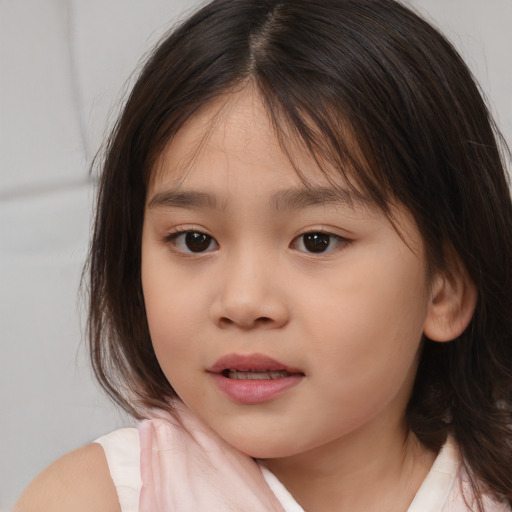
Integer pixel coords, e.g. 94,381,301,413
137,403,286,512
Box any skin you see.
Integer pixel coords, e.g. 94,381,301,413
14,444,120,512
140,88,440,511
15,87,476,512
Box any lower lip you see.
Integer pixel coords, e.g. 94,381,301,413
209,373,303,404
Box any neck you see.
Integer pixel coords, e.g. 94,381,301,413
262,419,436,512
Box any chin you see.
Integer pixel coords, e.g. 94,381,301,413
222,432,302,460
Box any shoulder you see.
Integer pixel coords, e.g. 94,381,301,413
412,437,510,512
14,443,121,512
444,446,511,512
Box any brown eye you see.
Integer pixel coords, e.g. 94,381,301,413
185,232,212,252
169,231,218,253
291,232,347,254
302,233,330,252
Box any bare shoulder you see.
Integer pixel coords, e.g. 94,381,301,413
14,443,120,512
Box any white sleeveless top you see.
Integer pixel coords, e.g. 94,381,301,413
95,428,509,512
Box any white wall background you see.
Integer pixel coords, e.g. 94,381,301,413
0,1,510,508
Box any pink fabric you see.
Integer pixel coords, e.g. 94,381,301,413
137,404,510,512
138,403,285,512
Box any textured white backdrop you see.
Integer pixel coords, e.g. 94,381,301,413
1,1,510,508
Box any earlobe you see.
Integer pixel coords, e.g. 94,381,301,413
423,255,478,343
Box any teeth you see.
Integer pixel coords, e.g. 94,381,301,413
227,370,291,380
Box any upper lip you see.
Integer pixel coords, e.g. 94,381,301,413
208,353,304,374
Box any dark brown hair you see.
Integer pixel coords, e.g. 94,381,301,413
87,0,512,506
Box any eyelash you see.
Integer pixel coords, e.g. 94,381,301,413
164,228,219,254
290,230,349,254
163,229,350,255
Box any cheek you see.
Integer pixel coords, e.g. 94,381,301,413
143,281,206,398
141,245,209,378
299,248,428,398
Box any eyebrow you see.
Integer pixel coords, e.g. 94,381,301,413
271,186,371,211
147,186,371,212
148,190,222,210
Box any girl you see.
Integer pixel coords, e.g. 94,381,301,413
16,0,512,511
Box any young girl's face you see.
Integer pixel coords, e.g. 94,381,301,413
141,88,434,461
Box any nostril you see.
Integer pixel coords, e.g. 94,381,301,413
219,317,234,328
218,316,273,329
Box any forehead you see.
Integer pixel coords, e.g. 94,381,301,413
149,87,371,211
153,89,282,182
145,88,425,257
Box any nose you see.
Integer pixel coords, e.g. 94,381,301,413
209,250,290,330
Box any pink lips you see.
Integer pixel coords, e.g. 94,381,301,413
208,353,304,404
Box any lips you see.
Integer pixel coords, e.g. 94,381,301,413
208,353,304,404
226,369,294,380
208,353,304,375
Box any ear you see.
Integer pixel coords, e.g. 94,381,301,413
423,251,478,342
